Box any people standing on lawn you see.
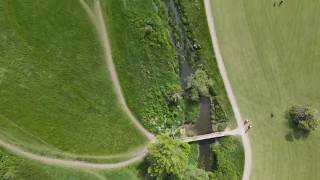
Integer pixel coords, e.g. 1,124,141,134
244,119,253,133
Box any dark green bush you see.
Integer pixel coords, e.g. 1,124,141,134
289,105,320,132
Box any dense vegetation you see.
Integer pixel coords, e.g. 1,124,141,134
177,0,234,129
163,0,233,130
147,135,190,179
211,138,244,180
103,0,184,134
103,0,235,134
0,0,146,157
145,136,243,180
187,69,213,101
289,105,319,132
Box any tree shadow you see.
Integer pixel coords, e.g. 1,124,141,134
284,111,310,142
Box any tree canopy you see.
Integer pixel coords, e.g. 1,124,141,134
289,105,320,132
147,135,190,179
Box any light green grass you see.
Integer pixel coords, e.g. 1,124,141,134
0,148,144,180
0,0,146,157
0,149,102,180
212,0,320,179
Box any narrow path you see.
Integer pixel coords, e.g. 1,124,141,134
0,0,152,171
204,1,253,180
0,138,148,170
80,0,155,142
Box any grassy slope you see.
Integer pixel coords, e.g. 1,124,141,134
179,0,235,127
0,148,143,180
103,0,183,133
212,0,320,179
0,0,146,157
0,149,102,180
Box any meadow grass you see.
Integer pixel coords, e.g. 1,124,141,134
102,0,184,133
212,0,320,179
0,0,146,157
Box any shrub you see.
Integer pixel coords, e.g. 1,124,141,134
147,135,190,179
187,69,213,101
210,137,244,180
289,105,320,132
165,84,183,106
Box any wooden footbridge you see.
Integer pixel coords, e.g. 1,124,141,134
181,128,241,143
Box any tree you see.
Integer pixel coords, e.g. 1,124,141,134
289,105,320,132
187,69,213,101
147,135,190,179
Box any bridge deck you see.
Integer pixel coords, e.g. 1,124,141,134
181,128,240,143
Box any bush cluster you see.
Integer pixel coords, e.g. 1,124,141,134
210,137,244,180
147,135,190,179
289,105,320,132
187,69,213,101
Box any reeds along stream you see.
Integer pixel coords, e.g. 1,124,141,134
164,0,214,170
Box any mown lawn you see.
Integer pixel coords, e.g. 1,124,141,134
0,149,103,180
211,0,320,179
0,0,146,157
0,148,145,180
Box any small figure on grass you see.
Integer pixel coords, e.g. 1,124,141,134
270,113,274,119
279,0,284,7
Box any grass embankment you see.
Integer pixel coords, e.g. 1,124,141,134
212,0,320,179
0,0,146,157
103,0,184,133
211,137,244,180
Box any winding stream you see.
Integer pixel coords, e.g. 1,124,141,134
164,0,214,170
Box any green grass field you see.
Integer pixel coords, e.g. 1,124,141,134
211,0,320,179
0,149,102,180
0,148,144,180
0,0,146,158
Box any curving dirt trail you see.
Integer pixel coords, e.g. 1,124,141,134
0,0,152,171
79,0,155,142
204,0,253,180
0,138,148,170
